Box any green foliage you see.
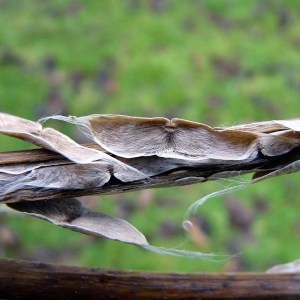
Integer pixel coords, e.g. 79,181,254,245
1,0,300,272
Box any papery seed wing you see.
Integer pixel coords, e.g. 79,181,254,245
8,198,148,245
0,113,107,163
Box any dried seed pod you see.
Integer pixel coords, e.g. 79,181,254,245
2,112,300,259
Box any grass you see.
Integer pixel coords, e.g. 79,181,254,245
1,0,300,272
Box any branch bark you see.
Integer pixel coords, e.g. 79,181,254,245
0,258,299,299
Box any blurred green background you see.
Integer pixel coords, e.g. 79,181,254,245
1,0,300,272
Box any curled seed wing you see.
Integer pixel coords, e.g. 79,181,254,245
273,119,300,132
42,115,262,161
0,113,109,163
8,198,148,245
0,163,112,197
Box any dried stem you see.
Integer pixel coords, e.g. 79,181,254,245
1,144,300,203
0,258,299,299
